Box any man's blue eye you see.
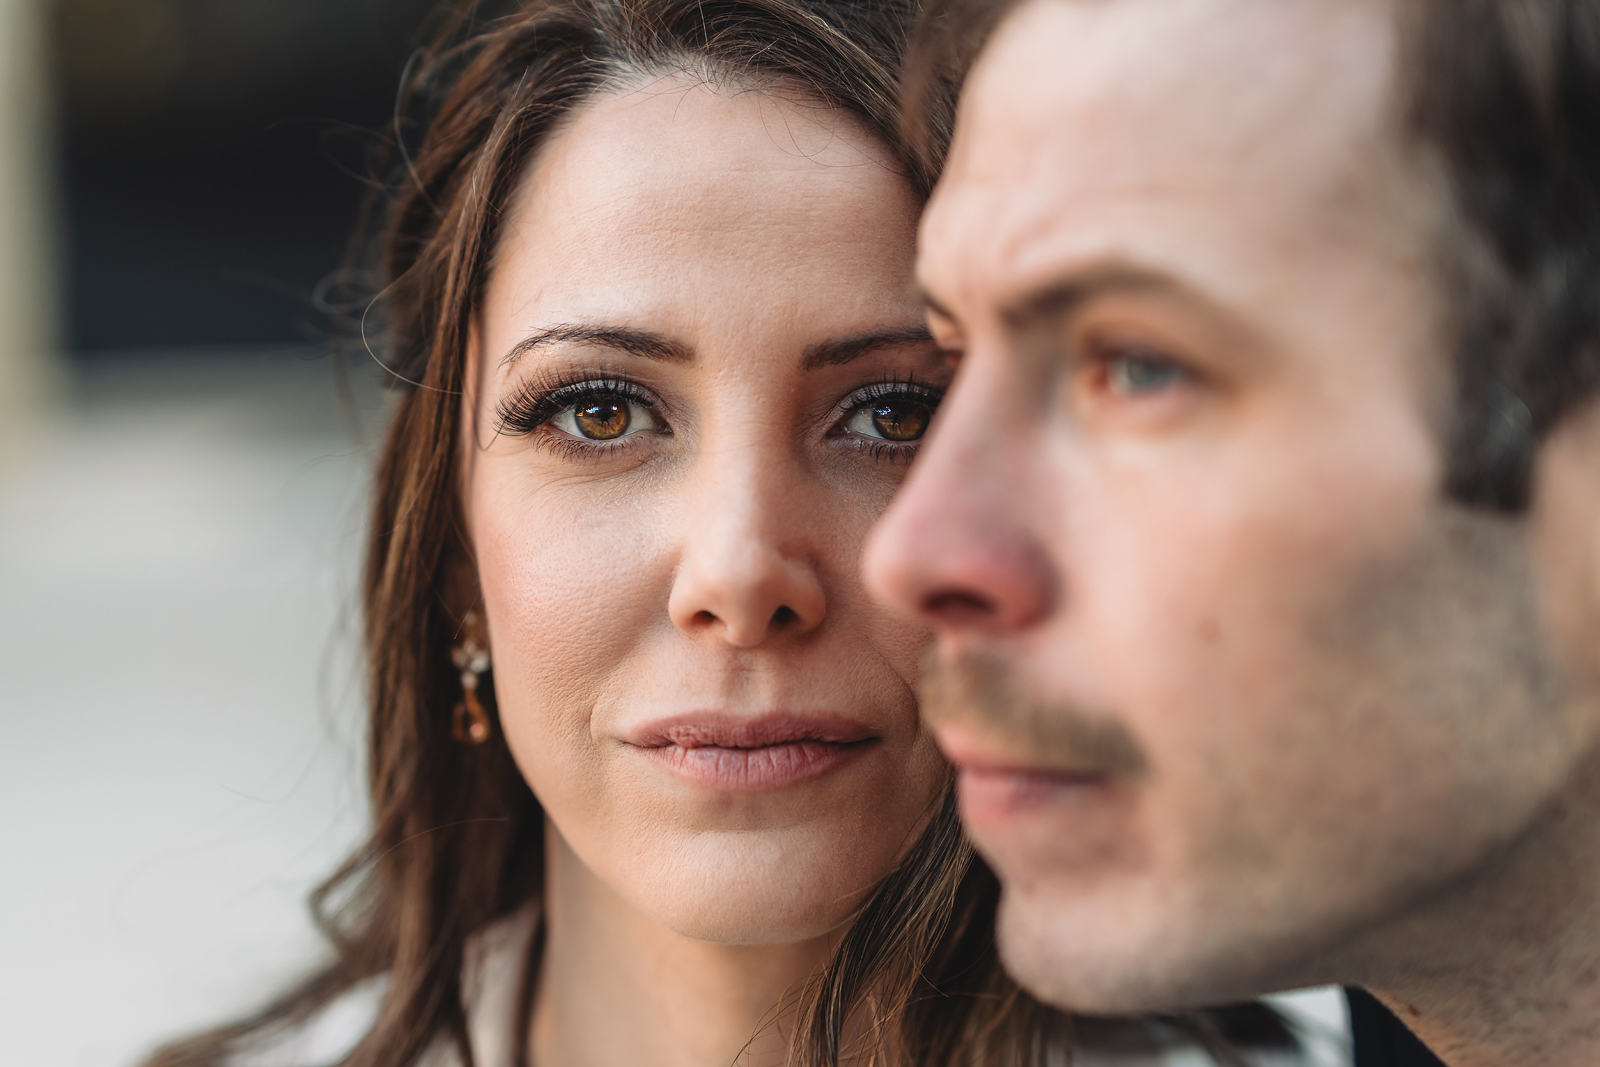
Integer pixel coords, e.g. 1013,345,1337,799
1108,353,1185,394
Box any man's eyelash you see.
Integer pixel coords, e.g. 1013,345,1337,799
494,374,660,437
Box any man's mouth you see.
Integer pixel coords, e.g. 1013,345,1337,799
936,722,1122,825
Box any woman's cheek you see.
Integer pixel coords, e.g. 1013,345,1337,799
471,470,673,801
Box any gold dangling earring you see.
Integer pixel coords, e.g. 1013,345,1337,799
451,611,492,745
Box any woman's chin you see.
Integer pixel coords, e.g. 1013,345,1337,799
636,890,864,946
539,738,945,946
606,828,893,945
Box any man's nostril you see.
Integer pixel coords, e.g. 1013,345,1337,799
923,591,996,622
771,605,799,627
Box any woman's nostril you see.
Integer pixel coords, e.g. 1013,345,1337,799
771,605,799,627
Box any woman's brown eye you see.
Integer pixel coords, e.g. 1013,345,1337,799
574,397,630,439
868,399,931,441
841,395,935,443
550,393,659,442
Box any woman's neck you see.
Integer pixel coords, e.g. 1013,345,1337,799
530,821,833,1067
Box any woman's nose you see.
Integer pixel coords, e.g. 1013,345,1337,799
667,455,827,648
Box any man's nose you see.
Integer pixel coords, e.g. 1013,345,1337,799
864,351,1055,635
666,445,826,648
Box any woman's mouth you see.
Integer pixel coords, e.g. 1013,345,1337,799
622,712,878,790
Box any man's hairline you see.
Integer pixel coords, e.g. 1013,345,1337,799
919,0,1504,501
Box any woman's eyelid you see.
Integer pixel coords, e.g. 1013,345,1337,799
549,374,661,404
494,372,671,438
830,378,943,425
844,377,941,403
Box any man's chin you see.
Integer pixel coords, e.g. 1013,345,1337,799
993,877,1338,1016
990,878,1225,1015
991,887,1145,1013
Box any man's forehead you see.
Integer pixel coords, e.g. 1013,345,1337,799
922,0,1409,306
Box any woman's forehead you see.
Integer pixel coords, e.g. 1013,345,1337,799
482,74,922,348
503,76,905,248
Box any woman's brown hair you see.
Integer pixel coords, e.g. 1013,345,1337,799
141,0,1293,1064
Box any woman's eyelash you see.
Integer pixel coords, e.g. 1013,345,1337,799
839,376,944,412
831,375,946,459
495,374,660,438
491,373,941,455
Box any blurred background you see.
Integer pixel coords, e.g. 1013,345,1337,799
2,1,431,1063
56,0,434,353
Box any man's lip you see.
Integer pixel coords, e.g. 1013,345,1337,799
957,763,1117,830
933,723,1102,780
936,724,1118,826
620,711,877,750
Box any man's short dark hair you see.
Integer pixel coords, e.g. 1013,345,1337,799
903,0,1600,511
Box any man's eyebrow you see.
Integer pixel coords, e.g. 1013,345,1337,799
1002,267,1183,329
500,324,693,368
801,326,936,369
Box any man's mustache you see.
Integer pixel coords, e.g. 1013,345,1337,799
919,648,1151,779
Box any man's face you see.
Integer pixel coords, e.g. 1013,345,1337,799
866,0,1600,1011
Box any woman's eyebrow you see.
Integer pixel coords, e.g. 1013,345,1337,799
802,326,935,369
501,324,694,368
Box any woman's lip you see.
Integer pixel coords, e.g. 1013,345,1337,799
621,712,879,791
621,711,876,750
639,740,874,790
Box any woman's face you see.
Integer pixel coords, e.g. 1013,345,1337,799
462,76,949,944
